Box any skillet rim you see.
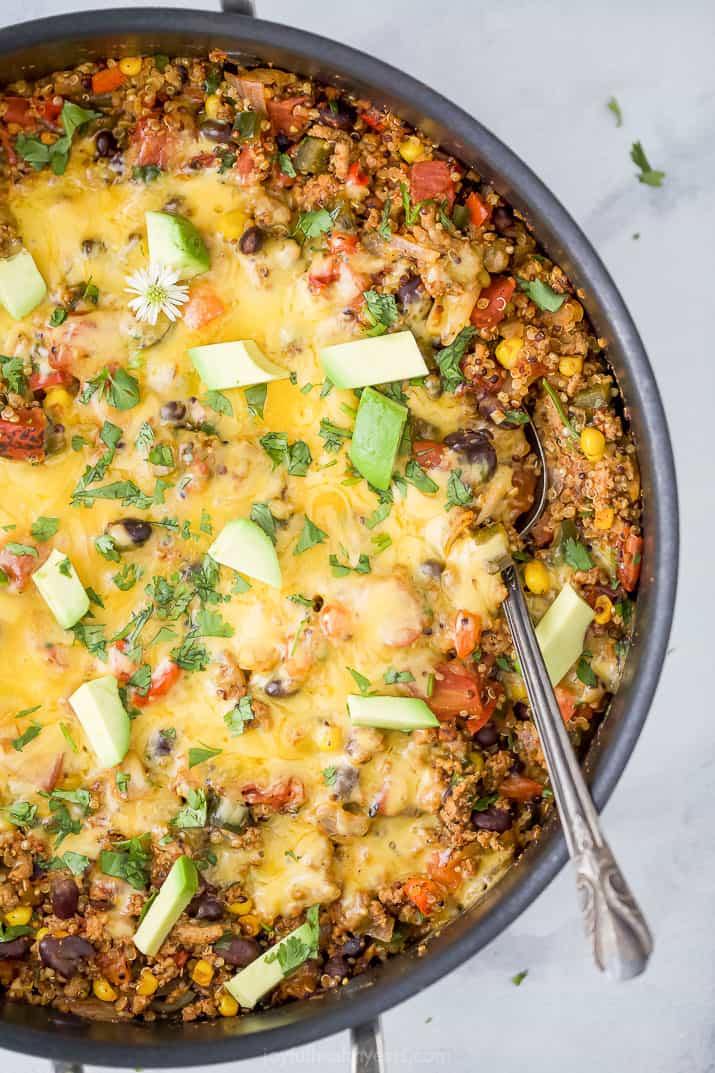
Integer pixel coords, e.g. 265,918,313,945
0,8,679,1065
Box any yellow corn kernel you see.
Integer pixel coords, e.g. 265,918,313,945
398,136,424,164
580,427,606,461
119,57,142,77
469,752,485,775
495,337,522,370
594,507,615,531
5,906,32,927
93,978,118,1002
218,209,248,241
43,387,72,410
594,595,613,625
205,94,221,119
315,723,342,752
35,927,49,942
228,897,253,916
191,959,215,988
240,914,261,937
136,970,158,996
507,677,527,702
558,356,583,377
524,560,550,595
218,990,239,1017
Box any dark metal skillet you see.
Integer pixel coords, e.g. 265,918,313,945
0,1,678,1069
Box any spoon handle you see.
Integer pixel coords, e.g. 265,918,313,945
500,562,653,979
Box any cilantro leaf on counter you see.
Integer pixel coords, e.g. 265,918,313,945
630,141,665,187
511,970,529,987
607,97,623,127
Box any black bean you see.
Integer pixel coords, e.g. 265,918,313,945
443,428,497,481
239,226,264,255
477,395,523,429
160,400,187,426
149,729,175,758
218,937,260,967
196,897,224,921
492,205,515,235
513,702,530,721
339,934,364,958
323,955,349,979
265,677,298,698
332,765,358,800
199,119,234,143
317,102,356,130
51,877,79,919
473,806,512,833
0,936,31,960
275,133,291,152
95,130,118,157
39,935,95,977
420,559,444,579
107,518,152,548
396,274,424,310
474,722,498,747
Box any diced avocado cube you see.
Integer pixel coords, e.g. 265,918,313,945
208,518,282,588
133,856,199,956
188,340,289,391
319,331,428,390
32,548,89,629
145,211,210,279
69,675,131,768
225,916,317,1009
347,694,439,731
0,249,47,320
535,582,595,685
350,386,407,491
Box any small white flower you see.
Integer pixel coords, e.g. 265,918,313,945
125,263,189,326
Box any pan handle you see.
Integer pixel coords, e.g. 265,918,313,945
220,0,256,14
351,1019,385,1073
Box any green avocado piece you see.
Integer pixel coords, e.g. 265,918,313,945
32,548,89,629
350,386,407,491
133,856,199,956
225,912,318,1009
188,340,289,391
208,518,282,588
145,210,210,279
68,675,130,768
535,582,595,685
319,331,428,390
0,249,47,320
347,694,439,731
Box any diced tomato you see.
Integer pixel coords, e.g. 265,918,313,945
241,777,305,812
132,116,175,169
618,528,643,593
412,440,448,470
235,146,256,183
266,95,309,136
499,773,543,801
0,408,46,462
0,545,38,592
454,610,481,660
2,97,32,127
466,191,491,228
29,369,73,391
91,67,126,95
470,276,516,329
319,603,353,641
555,686,577,723
184,285,225,330
403,875,446,916
360,108,386,131
41,98,63,124
428,660,500,729
327,232,358,255
427,850,463,891
346,161,369,187
132,659,182,708
308,258,340,294
410,160,455,208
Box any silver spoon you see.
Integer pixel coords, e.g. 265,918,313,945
500,419,653,979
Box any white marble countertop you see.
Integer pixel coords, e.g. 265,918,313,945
0,0,711,1070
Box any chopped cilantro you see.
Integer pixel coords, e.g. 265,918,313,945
435,327,476,393
294,515,327,555
445,469,472,511
224,695,255,736
516,276,566,312
607,97,623,127
630,141,665,187
188,742,223,768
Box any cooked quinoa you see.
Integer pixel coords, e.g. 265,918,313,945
0,51,642,1022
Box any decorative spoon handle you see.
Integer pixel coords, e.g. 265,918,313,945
500,562,653,979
